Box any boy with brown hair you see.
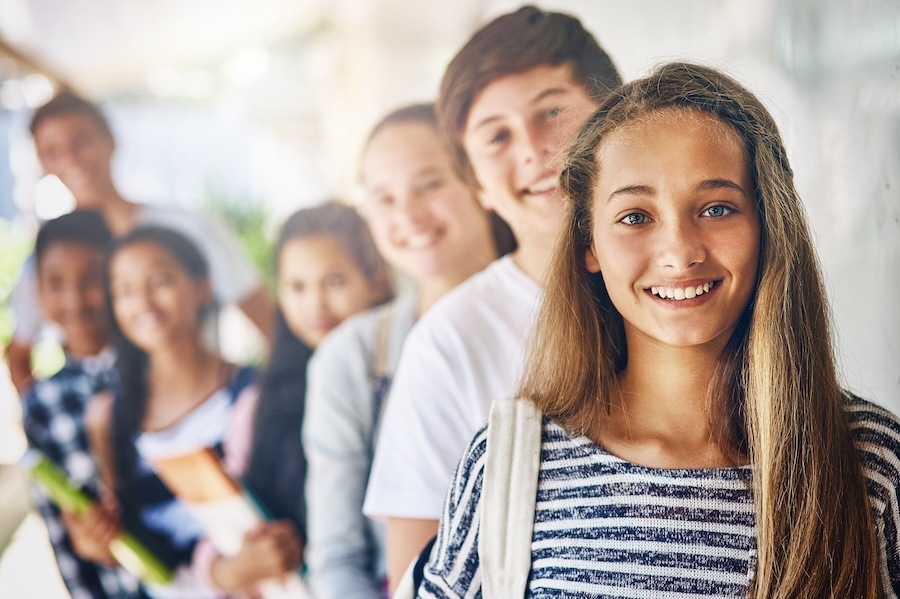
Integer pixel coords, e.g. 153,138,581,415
363,5,621,587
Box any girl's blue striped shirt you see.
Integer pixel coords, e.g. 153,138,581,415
420,395,900,598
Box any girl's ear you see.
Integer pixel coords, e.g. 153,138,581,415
585,245,601,273
476,189,493,211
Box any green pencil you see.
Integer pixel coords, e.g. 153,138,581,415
19,449,174,586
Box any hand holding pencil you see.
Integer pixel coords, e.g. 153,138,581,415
61,497,120,566
19,448,173,585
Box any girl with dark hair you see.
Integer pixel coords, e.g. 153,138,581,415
303,104,507,597
190,200,393,595
68,225,260,599
418,62,900,597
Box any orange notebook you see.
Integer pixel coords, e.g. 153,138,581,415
153,447,311,599
153,448,240,502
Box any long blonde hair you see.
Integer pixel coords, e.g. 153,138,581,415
519,62,880,598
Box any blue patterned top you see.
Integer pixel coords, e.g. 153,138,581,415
420,395,900,598
23,350,146,599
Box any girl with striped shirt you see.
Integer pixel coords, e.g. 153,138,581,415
419,62,900,598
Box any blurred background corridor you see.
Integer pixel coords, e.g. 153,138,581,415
0,1,898,596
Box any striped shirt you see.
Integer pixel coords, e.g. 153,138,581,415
419,395,900,598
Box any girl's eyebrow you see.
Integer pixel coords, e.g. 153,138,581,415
608,179,748,203
470,88,571,132
695,178,747,195
607,184,654,203
365,183,390,195
368,166,443,194
412,166,442,179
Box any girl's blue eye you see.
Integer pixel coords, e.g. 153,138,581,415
373,195,394,208
620,213,648,225
324,273,347,288
488,130,508,145
149,273,172,289
703,205,732,218
421,179,443,193
543,107,562,120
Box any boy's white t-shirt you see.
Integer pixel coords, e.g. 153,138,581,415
363,255,542,520
11,205,260,344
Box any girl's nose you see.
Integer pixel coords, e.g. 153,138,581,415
399,193,431,224
61,285,86,312
655,219,706,271
514,123,547,167
308,287,327,312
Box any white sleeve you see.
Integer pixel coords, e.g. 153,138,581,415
363,327,475,520
11,255,43,344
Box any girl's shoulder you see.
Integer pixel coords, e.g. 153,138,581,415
227,363,259,401
314,293,417,363
443,423,490,509
339,292,416,339
844,393,900,496
844,393,900,447
450,413,587,498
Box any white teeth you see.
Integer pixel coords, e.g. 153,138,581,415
136,313,163,329
526,176,558,194
406,232,438,249
650,281,716,301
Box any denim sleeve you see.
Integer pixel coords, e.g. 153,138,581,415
304,328,385,599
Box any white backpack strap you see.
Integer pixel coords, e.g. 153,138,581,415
479,397,543,599
391,559,416,599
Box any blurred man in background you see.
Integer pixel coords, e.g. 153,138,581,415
6,92,274,394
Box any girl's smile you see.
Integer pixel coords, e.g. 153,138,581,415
109,241,211,352
362,120,491,281
646,279,720,306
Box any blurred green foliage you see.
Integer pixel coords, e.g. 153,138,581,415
0,220,33,348
0,220,67,380
31,340,67,380
203,186,275,291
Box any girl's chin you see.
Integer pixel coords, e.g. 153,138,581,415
400,254,449,278
125,332,175,354
286,325,326,348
